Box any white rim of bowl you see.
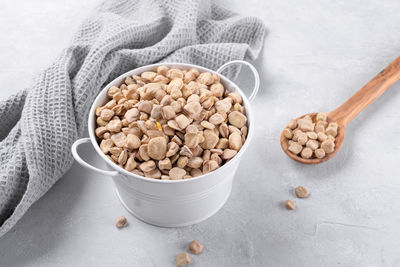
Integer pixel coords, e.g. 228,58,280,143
88,62,255,184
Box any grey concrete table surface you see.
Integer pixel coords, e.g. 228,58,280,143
1,0,400,266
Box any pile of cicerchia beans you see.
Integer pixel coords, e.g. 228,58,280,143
95,66,248,180
283,112,337,159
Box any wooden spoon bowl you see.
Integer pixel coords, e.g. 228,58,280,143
281,56,400,164
280,112,345,164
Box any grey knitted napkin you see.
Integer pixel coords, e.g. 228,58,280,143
0,0,265,236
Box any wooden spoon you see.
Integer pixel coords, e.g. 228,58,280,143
281,56,400,164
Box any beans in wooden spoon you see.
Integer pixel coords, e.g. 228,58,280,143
281,56,400,164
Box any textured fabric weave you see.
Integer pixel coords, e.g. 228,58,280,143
0,0,265,237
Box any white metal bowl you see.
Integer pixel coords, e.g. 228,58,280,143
71,60,259,227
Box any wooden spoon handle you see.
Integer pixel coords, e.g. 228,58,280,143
329,56,400,126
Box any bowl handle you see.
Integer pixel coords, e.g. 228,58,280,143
216,60,260,102
71,138,119,177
